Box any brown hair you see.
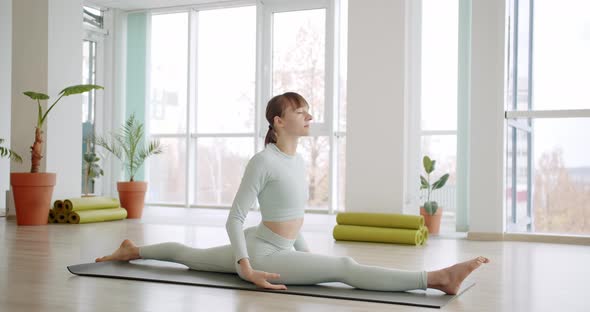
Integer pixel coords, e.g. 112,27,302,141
264,92,309,146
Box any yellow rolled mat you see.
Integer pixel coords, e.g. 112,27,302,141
64,197,120,213
421,226,429,242
48,210,56,223
56,211,68,224
336,213,424,230
67,208,127,224
53,200,64,210
333,225,423,245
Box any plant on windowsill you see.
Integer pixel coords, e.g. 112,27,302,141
10,85,103,225
419,155,449,235
95,113,163,218
82,136,104,197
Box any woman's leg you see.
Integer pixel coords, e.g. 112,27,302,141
251,251,426,291
94,227,265,274
251,251,488,293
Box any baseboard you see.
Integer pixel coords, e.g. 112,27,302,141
467,231,590,245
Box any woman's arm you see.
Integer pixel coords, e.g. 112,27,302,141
225,156,266,265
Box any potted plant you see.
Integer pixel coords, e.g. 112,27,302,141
95,113,163,218
82,136,104,197
10,84,103,225
419,155,449,235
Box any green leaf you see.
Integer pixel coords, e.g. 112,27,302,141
432,173,450,190
420,175,429,190
59,84,103,96
23,91,49,100
423,155,433,174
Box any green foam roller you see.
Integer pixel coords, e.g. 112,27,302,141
67,208,127,224
333,225,423,245
63,197,120,213
336,213,424,230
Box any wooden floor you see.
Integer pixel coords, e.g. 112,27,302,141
1,207,588,312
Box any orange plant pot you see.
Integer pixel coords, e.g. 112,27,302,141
10,173,56,226
420,206,443,235
117,181,147,219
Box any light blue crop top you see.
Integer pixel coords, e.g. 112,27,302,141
225,143,309,263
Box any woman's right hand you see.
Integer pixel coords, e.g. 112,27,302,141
245,269,288,290
239,258,287,290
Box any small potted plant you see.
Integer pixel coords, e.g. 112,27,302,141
95,113,163,218
10,85,103,225
419,155,449,235
82,136,104,197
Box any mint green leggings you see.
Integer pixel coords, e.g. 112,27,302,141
139,223,427,291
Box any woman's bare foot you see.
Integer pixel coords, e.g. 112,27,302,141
95,239,141,262
427,256,490,295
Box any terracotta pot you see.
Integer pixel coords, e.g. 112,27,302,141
420,206,443,235
10,173,56,226
117,181,147,219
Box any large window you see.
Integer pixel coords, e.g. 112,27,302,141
419,0,459,232
81,5,106,195
505,0,590,235
145,1,347,213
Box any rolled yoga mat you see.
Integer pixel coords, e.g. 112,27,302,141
333,225,424,245
67,260,475,308
53,200,65,213
56,211,68,224
48,209,57,223
67,207,127,224
336,213,424,230
63,197,120,213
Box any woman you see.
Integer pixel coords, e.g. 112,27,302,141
96,92,489,294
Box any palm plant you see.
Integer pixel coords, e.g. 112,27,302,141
23,84,103,172
420,155,450,215
95,114,163,181
0,138,23,163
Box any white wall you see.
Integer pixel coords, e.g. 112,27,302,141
346,0,407,213
11,0,83,207
0,0,12,212
467,0,506,233
45,0,84,200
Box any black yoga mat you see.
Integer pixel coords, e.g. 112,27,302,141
67,260,474,309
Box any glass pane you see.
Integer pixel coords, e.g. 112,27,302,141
337,135,346,211
149,13,188,134
300,136,330,210
506,0,516,111
146,137,187,203
272,9,326,123
421,0,458,131
82,40,97,194
509,128,531,232
194,138,254,206
420,135,456,232
532,118,590,235
338,1,348,133
197,7,256,133
506,126,514,225
516,0,531,111
532,0,590,110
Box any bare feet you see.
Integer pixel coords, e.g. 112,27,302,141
427,256,490,295
95,239,141,262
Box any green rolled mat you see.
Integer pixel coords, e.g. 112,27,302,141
56,211,68,224
336,213,424,230
64,197,120,213
333,225,424,245
67,207,127,224
48,209,56,223
53,200,64,210
421,226,429,243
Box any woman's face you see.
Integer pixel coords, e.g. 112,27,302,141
277,104,313,137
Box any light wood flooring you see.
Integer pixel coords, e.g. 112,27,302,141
0,207,588,312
